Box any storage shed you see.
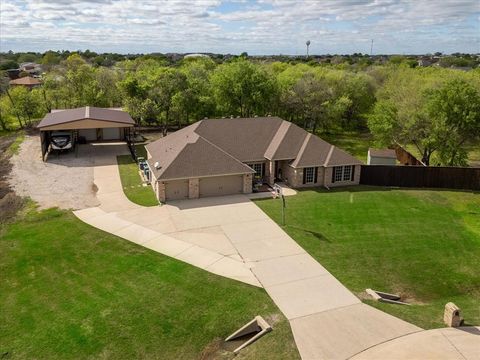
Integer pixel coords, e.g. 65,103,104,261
367,148,397,166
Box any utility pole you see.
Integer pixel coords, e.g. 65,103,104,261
370,39,374,56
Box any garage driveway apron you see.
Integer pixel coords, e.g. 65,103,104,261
74,150,422,360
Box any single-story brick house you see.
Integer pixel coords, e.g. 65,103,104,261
146,117,362,202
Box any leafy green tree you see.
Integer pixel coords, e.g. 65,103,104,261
211,58,277,117
4,86,43,128
149,68,188,134
368,69,438,165
368,68,480,166
42,51,60,70
426,79,480,166
174,58,216,123
0,95,16,130
0,60,19,70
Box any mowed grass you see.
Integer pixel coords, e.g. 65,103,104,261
0,207,300,359
320,130,373,163
116,154,158,207
255,187,480,329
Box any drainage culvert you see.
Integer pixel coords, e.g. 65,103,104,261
224,316,272,354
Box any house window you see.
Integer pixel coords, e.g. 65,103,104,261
248,163,264,177
304,167,315,184
332,165,355,183
334,166,343,182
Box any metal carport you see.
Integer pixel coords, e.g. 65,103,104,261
37,106,135,161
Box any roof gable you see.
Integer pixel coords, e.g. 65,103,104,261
194,117,283,162
325,146,363,166
147,126,254,181
37,107,135,129
269,122,307,160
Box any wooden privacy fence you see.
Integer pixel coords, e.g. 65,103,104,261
360,165,480,190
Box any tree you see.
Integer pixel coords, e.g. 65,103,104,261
426,79,480,166
149,68,187,134
42,51,60,70
0,60,19,70
4,86,43,128
368,68,480,166
211,58,277,117
0,95,15,130
174,58,216,123
368,68,439,165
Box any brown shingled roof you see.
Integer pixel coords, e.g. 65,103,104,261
195,117,283,162
9,76,41,86
147,117,361,181
146,122,253,180
37,106,135,129
369,148,397,158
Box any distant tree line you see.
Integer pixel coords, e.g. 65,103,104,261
0,52,479,166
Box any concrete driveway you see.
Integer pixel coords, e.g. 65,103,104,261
73,151,428,359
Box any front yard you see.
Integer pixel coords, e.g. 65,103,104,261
255,187,480,329
0,205,300,359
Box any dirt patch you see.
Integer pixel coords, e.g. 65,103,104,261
199,338,232,360
0,133,24,221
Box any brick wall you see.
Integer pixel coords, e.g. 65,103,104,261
188,178,199,199
243,173,253,193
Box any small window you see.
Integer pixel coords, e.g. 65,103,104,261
343,165,352,181
305,167,315,184
334,166,343,182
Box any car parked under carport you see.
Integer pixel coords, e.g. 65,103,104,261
37,106,135,160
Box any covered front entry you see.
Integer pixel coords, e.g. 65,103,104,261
165,180,189,200
199,175,243,197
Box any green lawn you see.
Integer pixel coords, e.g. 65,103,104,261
255,187,480,329
320,130,373,163
0,207,300,359
116,153,158,207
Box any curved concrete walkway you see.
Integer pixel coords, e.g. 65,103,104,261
72,146,478,360
351,326,480,360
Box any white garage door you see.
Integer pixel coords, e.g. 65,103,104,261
165,180,189,200
79,129,97,141
199,175,243,197
103,128,120,140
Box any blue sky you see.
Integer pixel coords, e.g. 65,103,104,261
1,0,479,54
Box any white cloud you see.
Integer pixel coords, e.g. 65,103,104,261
0,0,478,54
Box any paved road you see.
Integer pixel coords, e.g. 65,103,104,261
73,145,480,360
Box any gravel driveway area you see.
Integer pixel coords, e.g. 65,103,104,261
9,135,129,210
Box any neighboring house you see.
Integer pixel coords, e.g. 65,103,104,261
146,117,362,202
367,148,397,165
19,62,42,75
9,76,42,89
417,58,433,67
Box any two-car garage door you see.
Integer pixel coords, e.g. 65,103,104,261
164,175,243,201
199,175,243,197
